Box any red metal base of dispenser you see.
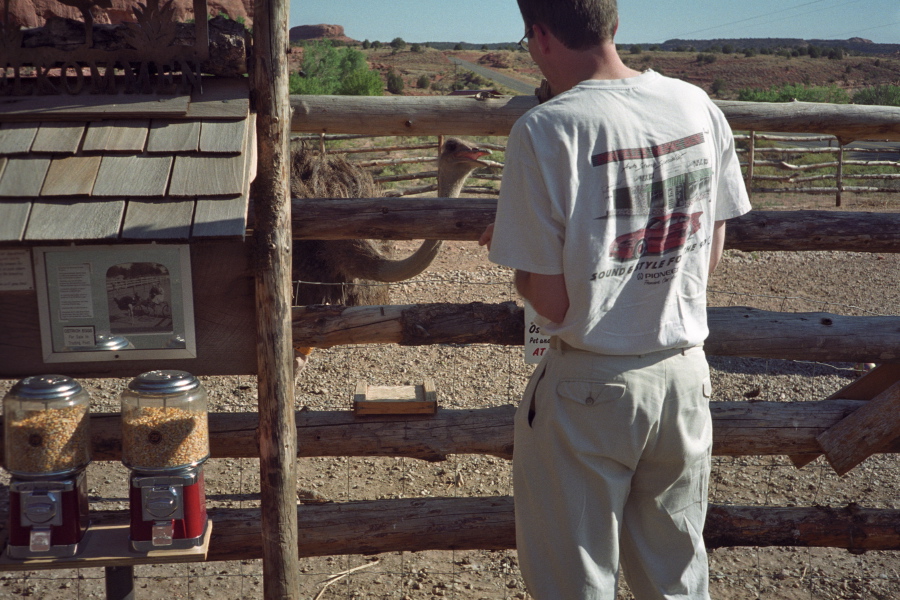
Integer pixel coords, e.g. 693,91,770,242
129,467,208,552
7,471,89,559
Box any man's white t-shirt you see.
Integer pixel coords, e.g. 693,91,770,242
489,70,752,355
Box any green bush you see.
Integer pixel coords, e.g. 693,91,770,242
416,74,431,89
411,43,423,53
290,41,383,96
390,37,407,50
736,83,850,104
853,85,900,107
386,69,404,94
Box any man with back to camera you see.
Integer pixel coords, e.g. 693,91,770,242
478,1,752,598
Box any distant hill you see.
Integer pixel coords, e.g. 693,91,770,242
653,37,900,56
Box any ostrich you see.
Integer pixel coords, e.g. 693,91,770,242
57,0,113,49
290,137,493,306
287,137,492,370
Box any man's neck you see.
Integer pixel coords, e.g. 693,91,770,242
547,42,642,95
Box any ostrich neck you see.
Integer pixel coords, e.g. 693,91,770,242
438,165,475,198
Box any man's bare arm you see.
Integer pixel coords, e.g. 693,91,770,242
515,271,569,324
709,220,727,274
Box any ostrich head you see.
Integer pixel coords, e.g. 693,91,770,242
438,138,492,198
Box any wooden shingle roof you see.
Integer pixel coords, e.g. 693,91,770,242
0,78,255,243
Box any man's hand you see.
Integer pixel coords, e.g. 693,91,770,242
478,223,495,251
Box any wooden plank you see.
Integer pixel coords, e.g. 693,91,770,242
0,201,31,241
83,120,150,153
191,127,252,237
147,120,201,153
199,118,247,153
31,121,86,154
0,521,211,571
0,122,38,154
169,154,244,196
192,194,248,238
353,379,438,415
0,93,189,121
92,155,173,197
25,199,125,240
825,363,900,401
817,380,900,476
123,198,194,239
40,155,102,196
0,157,51,197
185,78,250,119
0,241,257,378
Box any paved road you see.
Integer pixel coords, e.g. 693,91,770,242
448,56,536,95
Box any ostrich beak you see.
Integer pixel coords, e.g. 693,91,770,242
458,148,492,166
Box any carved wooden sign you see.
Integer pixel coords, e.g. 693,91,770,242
0,0,210,95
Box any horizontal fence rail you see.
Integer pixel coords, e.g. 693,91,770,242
3,499,896,570
290,203,900,253
291,96,900,141
0,398,893,464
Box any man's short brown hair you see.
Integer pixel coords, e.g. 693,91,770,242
516,0,618,50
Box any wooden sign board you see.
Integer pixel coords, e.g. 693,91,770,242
353,379,438,416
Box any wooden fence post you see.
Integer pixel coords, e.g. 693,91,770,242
746,131,755,200
251,0,300,597
836,139,845,207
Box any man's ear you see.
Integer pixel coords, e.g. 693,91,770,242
531,23,553,52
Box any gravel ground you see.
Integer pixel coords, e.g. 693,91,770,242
1,198,899,599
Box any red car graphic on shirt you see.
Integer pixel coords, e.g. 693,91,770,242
608,211,703,261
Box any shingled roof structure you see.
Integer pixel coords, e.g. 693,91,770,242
0,77,254,243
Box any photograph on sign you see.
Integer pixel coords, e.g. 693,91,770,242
33,245,195,362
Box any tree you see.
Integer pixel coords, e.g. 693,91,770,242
390,37,407,51
411,43,423,53
289,41,383,96
362,39,370,50
386,69,404,94
711,78,726,97
417,74,431,89
630,44,642,54
722,44,734,54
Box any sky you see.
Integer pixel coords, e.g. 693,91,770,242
289,0,899,46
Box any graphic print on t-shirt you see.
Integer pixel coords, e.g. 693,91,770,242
592,133,713,264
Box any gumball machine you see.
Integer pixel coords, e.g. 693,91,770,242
120,370,210,551
3,375,92,558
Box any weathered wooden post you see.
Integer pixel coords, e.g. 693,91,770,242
251,0,300,597
746,131,756,199
836,139,845,207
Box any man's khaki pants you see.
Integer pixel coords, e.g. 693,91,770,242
514,341,712,600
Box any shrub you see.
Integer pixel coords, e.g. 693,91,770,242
361,39,370,50
417,74,431,89
289,41,383,96
853,85,900,107
630,44,642,54
736,83,850,104
711,79,726,97
411,43,423,53
390,37,407,50
386,69,404,94
696,53,717,65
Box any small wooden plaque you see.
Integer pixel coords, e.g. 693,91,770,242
353,379,437,416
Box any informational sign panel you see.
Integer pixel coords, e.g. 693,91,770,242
524,303,551,364
0,249,34,291
33,245,196,362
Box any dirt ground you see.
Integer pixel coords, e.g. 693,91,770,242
1,193,899,599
